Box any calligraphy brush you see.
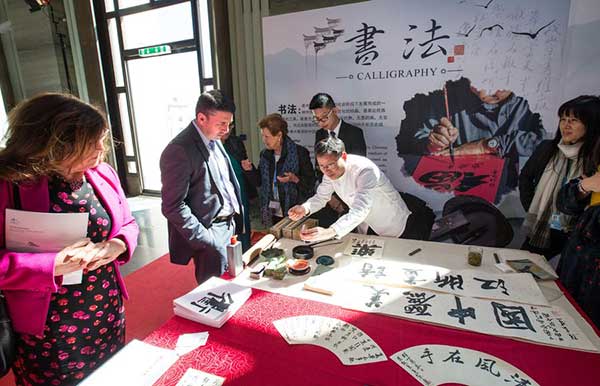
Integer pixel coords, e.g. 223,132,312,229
443,83,455,166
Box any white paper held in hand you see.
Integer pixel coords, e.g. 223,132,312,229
5,209,89,285
62,270,84,285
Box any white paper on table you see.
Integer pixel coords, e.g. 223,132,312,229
273,319,293,344
175,332,209,356
79,339,178,386
344,237,385,258
176,368,225,386
335,284,598,353
391,344,540,386
5,209,89,285
342,259,549,306
273,315,387,365
173,277,252,328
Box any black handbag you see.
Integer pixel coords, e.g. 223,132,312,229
0,184,20,376
0,291,15,376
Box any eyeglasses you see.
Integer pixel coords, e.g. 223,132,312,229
318,158,340,172
312,109,334,124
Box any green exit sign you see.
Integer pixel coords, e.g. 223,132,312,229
138,45,172,57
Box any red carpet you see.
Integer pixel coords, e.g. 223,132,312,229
0,231,267,385
123,253,198,343
125,229,267,342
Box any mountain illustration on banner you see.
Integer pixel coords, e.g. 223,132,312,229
302,17,345,79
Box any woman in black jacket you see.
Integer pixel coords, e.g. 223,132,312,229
519,95,600,259
555,96,600,328
243,113,315,226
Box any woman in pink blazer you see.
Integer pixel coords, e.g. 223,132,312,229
0,93,139,385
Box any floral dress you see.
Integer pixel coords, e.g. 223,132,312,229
12,176,125,386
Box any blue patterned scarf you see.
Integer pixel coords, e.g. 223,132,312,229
259,136,299,226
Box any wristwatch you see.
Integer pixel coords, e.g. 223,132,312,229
485,138,500,154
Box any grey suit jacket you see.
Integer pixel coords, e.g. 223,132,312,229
160,121,243,265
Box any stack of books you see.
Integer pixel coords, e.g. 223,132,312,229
173,277,252,328
269,216,319,240
268,217,292,238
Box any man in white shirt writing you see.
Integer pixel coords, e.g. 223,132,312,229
288,137,412,242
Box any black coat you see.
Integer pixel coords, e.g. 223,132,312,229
315,120,366,180
223,134,248,163
557,179,600,328
518,140,557,211
224,134,257,199
315,120,367,156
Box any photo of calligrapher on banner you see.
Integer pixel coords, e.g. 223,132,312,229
262,0,570,216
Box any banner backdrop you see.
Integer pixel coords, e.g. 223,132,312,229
262,0,571,216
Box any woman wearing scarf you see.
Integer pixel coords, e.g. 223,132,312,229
519,96,600,259
554,95,600,328
244,113,315,226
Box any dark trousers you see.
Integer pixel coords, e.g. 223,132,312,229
366,212,428,240
192,219,235,284
400,211,432,240
310,197,349,228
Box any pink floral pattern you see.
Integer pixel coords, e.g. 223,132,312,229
13,177,125,386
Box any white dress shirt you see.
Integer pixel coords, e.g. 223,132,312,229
302,154,411,238
328,119,342,138
193,121,240,217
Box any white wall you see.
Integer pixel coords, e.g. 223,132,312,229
561,0,600,112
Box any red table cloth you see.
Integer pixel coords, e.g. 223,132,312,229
145,288,600,386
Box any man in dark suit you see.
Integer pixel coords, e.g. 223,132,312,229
160,90,243,284
309,92,367,226
310,92,367,158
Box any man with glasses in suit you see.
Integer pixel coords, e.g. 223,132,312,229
310,92,367,158
309,93,367,226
